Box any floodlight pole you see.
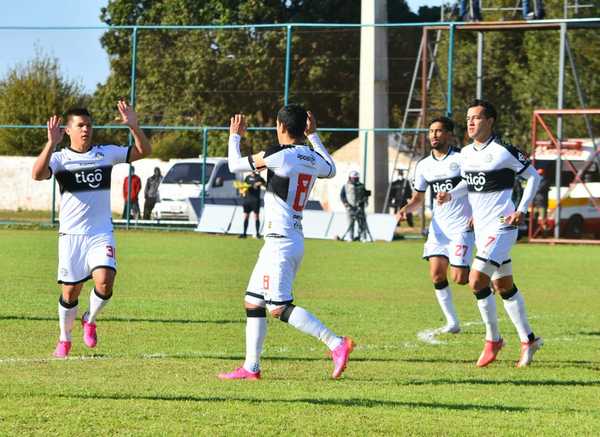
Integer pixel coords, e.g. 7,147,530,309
126,26,139,229
555,22,566,238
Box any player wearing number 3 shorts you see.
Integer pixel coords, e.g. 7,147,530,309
219,104,354,380
438,100,542,368
32,101,151,358
398,117,474,335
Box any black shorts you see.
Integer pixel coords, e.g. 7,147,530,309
243,200,260,214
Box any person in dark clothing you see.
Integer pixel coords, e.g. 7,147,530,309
122,167,141,219
390,171,414,227
143,167,162,220
239,171,265,238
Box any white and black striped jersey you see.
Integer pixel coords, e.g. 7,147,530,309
413,147,472,237
255,144,333,237
460,136,529,232
48,145,131,235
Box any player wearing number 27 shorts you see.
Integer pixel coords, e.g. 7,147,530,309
219,105,353,381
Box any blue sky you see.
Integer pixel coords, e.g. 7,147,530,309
0,0,445,93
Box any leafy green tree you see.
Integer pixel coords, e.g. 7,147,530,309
0,50,87,155
93,0,429,158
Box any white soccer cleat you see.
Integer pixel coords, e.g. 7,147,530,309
439,324,461,334
517,337,544,368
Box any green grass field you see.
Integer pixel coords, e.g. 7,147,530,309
0,228,598,436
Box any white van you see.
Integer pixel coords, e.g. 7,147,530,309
153,157,240,221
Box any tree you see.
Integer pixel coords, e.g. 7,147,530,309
0,50,87,156
93,0,427,158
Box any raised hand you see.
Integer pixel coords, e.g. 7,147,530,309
305,111,317,135
47,115,64,146
230,114,247,136
117,99,139,128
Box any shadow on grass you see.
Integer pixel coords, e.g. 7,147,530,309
581,331,600,336
50,392,530,412
0,315,242,325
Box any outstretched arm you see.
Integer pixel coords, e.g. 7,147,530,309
118,99,151,162
32,115,63,180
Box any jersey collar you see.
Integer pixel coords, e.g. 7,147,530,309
473,135,495,151
67,145,94,154
430,146,453,161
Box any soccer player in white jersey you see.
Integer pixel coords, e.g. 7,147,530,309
219,104,354,380
438,100,542,367
398,117,474,334
32,100,151,358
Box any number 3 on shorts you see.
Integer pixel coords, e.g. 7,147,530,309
106,245,115,258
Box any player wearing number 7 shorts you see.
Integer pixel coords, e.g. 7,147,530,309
32,101,151,358
398,117,474,334
438,100,542,368
219,104,354,380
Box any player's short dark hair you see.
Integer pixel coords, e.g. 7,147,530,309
65,107,91,121
468,99,497,122
277,103,307,139
430,116,454,132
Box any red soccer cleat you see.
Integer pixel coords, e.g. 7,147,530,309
53,341,72,358
476,338,505,367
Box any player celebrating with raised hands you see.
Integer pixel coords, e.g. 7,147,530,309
398,117,473,334
219,104,354,380
32,100,151,358
438,100,542,367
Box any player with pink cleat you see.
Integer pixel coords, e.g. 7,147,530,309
53,341,72,359
219,106,353,380
81,311,98,348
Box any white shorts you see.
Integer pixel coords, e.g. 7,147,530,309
246,235,304,305
423,230,475,268
473,226,518,267
58,233,117,284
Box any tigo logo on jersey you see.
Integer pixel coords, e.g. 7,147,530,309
465,172,487,192
75,168,104,189
431,179,455,194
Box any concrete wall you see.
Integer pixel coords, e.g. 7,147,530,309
0,156,171,213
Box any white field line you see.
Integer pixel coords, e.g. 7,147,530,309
416,320,484,345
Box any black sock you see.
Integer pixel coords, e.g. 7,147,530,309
255,219,260,235
243,217,249,235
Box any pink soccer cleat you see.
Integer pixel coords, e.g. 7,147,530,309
517,337,543,368
53,341,72,358
81,312,97,348
476,338,505,367
331,336,355,379
218,367,261,381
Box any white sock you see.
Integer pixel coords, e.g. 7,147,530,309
476,289,501,341
87,288,110,324
58,298,78,342
286,306,342,351
243,316,267,373
502,289,532,342
435,285,459,327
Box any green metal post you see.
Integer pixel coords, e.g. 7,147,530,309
126,26,138,229
446,24,455,118
201,128,208,216
284,25,293,105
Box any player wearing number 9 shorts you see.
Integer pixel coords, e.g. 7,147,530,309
219,104,354,381
31,101,151,358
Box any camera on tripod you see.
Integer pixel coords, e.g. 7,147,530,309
339,171,373,242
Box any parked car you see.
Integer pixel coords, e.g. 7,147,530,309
153,158,240,221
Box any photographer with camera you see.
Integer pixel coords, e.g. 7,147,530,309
340,171,372,242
